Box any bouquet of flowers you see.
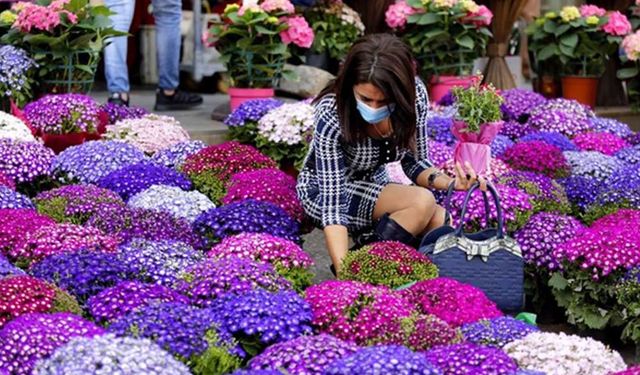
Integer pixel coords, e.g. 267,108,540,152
0,111,36,143
325,345,441,375
0,45,37,110
501,141,570,178
0,209,54,256
151,140,207,170
304,0,365,61
106,114,190,154
340,241,438,288
34,184,125,224
96,162,192,201
225,99,284,145
128,184,215,224
208,0,314,88
0,186,34,210
425,342,518,375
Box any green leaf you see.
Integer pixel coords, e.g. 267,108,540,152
558,43,575,58
554,24,571,36
618,67,640,80
455,35,474,50
417,13,439,25
548,273,568,290
537,44,558,61
560,34,578,48
254,25,278,35
543,20,557,34
406,0,422,8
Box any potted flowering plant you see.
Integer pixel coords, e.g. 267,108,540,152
528,5,632,108
450,81,503,175
208,0,314,110
0,45,38,111
618,30,640,110
385,0,493,102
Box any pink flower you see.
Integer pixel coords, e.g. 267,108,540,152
260,0,294,14
603,11,631,36
464,5,493,27
385,0,416,29
280,15,314,48
579,5,606,18
622,31,640,61
13,3,61,32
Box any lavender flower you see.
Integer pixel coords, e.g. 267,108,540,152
0,186,33,209
491,135,514,158
100,102,148,124
424,342,518,375
589,117,633,138
24,94,101,134
30,251,141,303
247,334,357,375
34,334,191,375
87,281,188,323
97,163,192,201
224,99,284,127
175,257,292,308
563,151,627,183
0,45,37,108
117,238,204,286
530,98,595,119
128,184,215,223
460,317,539,348
193,199,300,247
52,140,147,184
500,89,546,122
34,184,125,224
558,176,603,212
527,110,592,138
0,139,54,184
519,132,578,152
325,345,441,375
427,116,455,145
151,140,207,170
0,313,104,375
615,146,640,165
627,132,640,146
499,120,534,140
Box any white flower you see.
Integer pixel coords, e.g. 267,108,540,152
0,111,37,142
105,114,189,154
257,102,314,146
128,184,215,223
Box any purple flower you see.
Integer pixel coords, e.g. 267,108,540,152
498,171,570,214
247,334,357,375
0,139,54,184
175,257,292,308
0,209,55,257
563,151,626,183
615,146,640,165
0,254,24,279
0,186,33,209
0,312,104,375
0,45,37,107
100,102,148,124
326,345,441,375
589,117,633,138
0,172,15,191
527,110,592,138
530,98,595,120
224,99,284,127
34,184,125,224
499,120,535,140
87,281,188,323
626,132,640,146
193,199,300,247
519,132,578,152
558,176,603,211
97,162,192,201
460,316,539,348
24,94,101,134
424,342,518,375
52,140,147,184
428,141,453,167
574,132,630,155
500,89,546,122
427,116,456,145
491,135,515,158
151,140,207,170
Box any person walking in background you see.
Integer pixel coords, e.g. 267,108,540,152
104,0,204,110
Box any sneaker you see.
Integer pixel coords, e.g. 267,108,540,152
107,93,129,107
154,89,203,111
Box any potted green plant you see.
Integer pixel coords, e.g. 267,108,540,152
208,0,314,110
385,0,493,103
618,29,640,110
0,0,124,95
528,5,631,108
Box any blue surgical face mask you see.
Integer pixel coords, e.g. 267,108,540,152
355,97,395,124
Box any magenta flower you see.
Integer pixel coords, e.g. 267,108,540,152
501,141,570,178
280,16,314,48
573,132,630,156
0,209,55,257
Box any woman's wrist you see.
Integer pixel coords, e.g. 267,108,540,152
419,168,454,190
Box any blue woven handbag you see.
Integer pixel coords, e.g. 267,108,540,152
419,182,524,312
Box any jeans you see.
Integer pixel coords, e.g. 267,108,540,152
103,0,181,93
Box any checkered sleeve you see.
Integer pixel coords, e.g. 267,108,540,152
401,77,434,183
314,97,349,227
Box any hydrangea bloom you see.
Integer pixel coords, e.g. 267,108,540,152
500,89,546,122
501,141,570,178
0,313,104,375
530,98,595,120
87,281,188,323
514,212,584,269
573,132,630,155
0,255,24,279
100,102,148,124
519,131,577,152
0,275,81,328
224,98,284,127
527,110,592,138
615,146,640,165
193,200,300,247
34,184,125,224
340,241,438,288
9,223,118,266
491,135,514,158
128,184,215,223
0,186,33,209
151,140,207,170
247,334,357,375
222,168,304,222
325,345,441,375
498,171,570,214
51,140,146,184
0,111,36,142
563,151,626,183
106,114,190,154
0,209,54,256
428,140,453,167
30,251,141,303
460,316,538,348
425,342,518,375
117,238,204,286
589,117,633,138
399,278,502,327
500,120,534,140
427,116,455,145
0,139,54,184
24,94,102,134
208,233,314,291
304,280,415,346
175,257,292,308
34,334,191,375
503,332,626,375
558,176,603,211
257,102,314,145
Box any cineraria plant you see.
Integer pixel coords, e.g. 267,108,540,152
0,185,34,209
0,209,54,256
491,135,514,158
0,275,81,328
425,342,518,375
0,138,54,184
0,254,24,279
208,232,314,292
151,140,207,170
558,176,603,213
428,140,453,167
247,334,358,375
460,316,538,348
24,94,102,134
573,132,630,156
128,184,215,224
0,45,37,109
51,140,147,184
207,289,314,357
589,117,633,138
340,241,438,289
499,120,534,140
108,302,242,374
526,109,592,138
398,277,502,327
501,141,570,178
529,98,595,120
0,171,14,190
0,111,36,143
0,312,104,375
117,238,204,287
325,345,441,375
225,98,284,128
500,88,546,123
563,150,626,183
175,257,292,308
106,114,190,154
427,115,456,145
222,168,304,222
96,162,192,201
87,281,188,324
503,332,626,375
34,184,125,224
498,171,570,214
193,200,300,247
615,146,640,165
519,131,578,152
34,334,192,375
100,102,148,125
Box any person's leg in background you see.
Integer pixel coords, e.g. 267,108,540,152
103,0,134,106
151,0,203,110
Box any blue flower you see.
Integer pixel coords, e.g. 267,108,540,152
492,135,515,157
460,316,539,348
151,140,207,170
0,186,34,209
97,162,192,201
519,132,577,152
325,345,441,375
427,116,455,145
224,99,284,127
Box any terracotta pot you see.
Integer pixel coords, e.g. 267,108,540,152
41,132,87,154
561,76,599,108
428,75,479,104
537,75,560,99
228,87,275,111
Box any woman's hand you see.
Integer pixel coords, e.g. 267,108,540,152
453,161,488,191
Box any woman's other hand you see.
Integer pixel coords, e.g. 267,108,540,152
453,161,488,191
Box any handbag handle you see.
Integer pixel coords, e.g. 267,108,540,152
454,182,505,239
443,181,492,226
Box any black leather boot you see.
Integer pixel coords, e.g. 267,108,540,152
374,213,420,248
